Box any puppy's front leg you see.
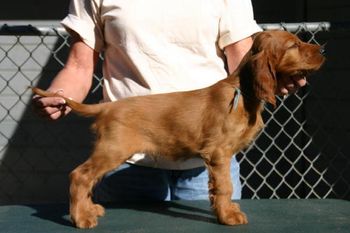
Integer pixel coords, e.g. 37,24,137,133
206,154,248,225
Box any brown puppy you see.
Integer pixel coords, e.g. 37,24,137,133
32,30,325,229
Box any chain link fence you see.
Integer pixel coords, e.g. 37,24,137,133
0,22,349,204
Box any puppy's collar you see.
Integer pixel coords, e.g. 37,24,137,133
233,87,241,110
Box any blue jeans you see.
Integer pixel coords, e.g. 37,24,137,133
93,157,241,202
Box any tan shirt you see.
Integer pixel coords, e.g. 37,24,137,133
61,0,261,169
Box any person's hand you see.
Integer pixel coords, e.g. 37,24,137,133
276,75,307,96
32,90,71,120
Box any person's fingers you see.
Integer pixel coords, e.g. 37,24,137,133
32,96,66,108
279,87,289,95
277,76,295,95
32,96,69,120
37,105,71,120
48,106,70,120
277,75,307,95
292,75,307,88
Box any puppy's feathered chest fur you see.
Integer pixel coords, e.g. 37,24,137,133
217,94,264,155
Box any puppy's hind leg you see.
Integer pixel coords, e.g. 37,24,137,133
69,142,131,229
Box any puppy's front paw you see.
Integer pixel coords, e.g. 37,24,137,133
220,210,248,225
74,215,98,229
217,203,248,226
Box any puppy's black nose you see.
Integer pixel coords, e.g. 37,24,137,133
320,44,326,55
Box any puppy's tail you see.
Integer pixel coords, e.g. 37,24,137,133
31,87,105,117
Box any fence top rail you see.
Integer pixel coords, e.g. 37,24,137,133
259,22,331,32
0,21,331,36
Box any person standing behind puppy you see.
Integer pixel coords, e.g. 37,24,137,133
33,0,305,202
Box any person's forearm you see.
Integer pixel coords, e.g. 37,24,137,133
225,37,253,74
47,35,97,103
47,66,93,103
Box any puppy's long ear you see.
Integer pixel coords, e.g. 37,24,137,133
249,50,277,107
240,31,278,107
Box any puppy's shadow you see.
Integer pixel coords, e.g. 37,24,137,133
28,204,72,227
108,201,216,223
29,201,215,228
